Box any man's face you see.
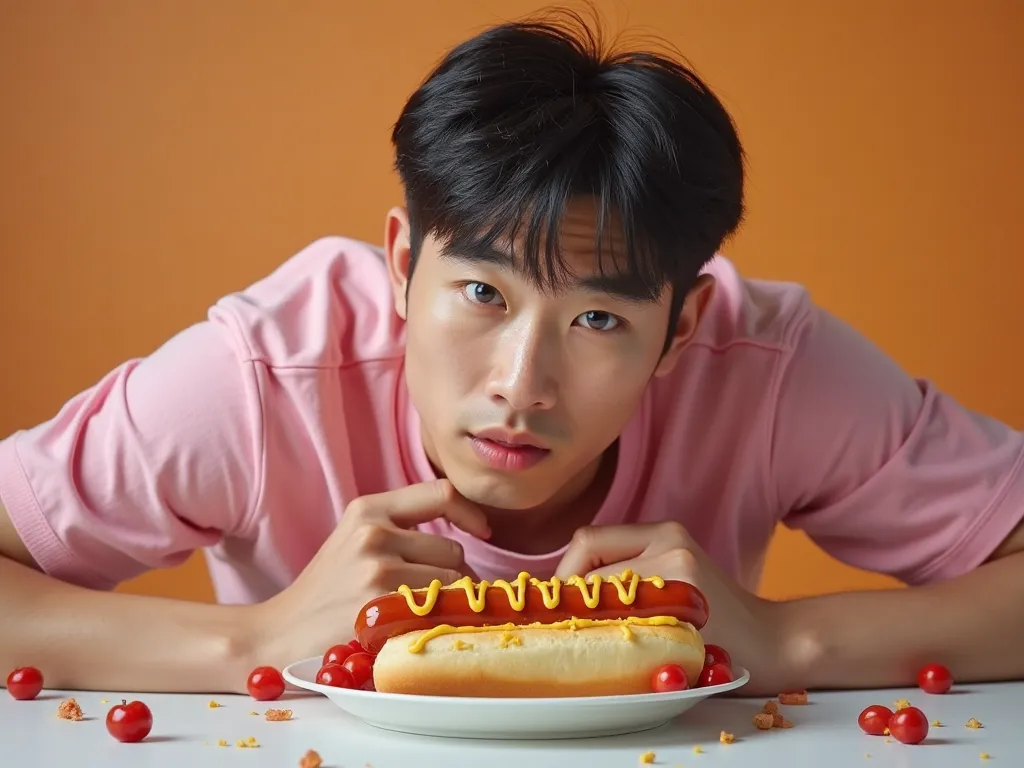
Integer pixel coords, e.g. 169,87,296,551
385,201,710,512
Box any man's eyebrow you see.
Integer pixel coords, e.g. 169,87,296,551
439,244,658,304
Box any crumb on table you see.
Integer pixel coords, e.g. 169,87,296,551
236,737,260,748
753,712,774,730
265,708,293,721
693,745,704,754
980,752,991,760
778,690,808,705
57,698,83,721
893,698,910,710
249,710,259,716
99,698,109,704
773,713,794,728
931,720,943,727
217,739,228,747
300,749,323,768
719,730,735,744
967,718,983,729
639,751,655,763
763,700,779,715
208,700,222,708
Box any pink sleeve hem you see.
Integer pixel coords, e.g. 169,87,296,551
0,437,114,590
910,445,1024,585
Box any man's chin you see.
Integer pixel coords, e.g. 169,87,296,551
447,472,554,512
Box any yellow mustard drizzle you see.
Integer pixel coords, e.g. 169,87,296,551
396,570,666,616
407,615,681,653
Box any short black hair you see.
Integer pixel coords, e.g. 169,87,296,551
391,8,745,348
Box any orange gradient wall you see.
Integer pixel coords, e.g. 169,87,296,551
1,1,1021,604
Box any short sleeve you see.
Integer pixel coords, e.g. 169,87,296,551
768,305,1024,586
0,318,264,590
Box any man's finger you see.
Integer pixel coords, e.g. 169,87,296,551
388,528,471,572
554,524,663,580
384,563,472,592
358,479,492,539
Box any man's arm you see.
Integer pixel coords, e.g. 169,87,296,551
777,522,1024,690
767,303,1024,690
0,498,260,693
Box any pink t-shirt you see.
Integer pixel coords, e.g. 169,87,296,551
2,236,1023,601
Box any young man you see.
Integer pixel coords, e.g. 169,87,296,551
2,12,1023,697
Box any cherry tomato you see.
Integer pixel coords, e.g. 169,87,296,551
347,639,366,654
342,652,375,688
917,662,953,694
696,662,734,687
888,706,929,745
322,644,356,667
105,699,153,743
6,666,43,700
361,678,376,692
703,644,732,670
246,665,285,701
316,662,356,688
857,704,893,735
650,663,690,693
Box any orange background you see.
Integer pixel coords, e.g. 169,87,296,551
1,1,1021,604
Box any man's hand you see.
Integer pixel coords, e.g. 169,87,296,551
555,521,787,694
252,479,490,669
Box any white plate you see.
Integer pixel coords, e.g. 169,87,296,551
283,656,749,740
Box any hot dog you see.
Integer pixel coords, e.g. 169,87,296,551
354,570,710,697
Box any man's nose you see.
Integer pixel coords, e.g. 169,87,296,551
484,322,558,411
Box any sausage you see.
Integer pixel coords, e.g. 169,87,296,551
354,575,709,654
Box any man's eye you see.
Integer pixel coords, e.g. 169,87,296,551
464,282,503,305
575,311,620,331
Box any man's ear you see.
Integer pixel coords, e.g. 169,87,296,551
383,206,412,320
654,274,716,378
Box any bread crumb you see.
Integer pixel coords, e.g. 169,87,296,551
753,712,774,730
719,730,735,744
57,698,83,721
265,708,293,721
249,710,259,716
884,738,893,744
893,698,910,710
300,749,323,768
99,698,109,704
778,690,808,705
693,745,704,754
772,713,794,728
208,700,222,708
967,718,983,729
452,639,474,651
883,727,890,736
217,739,228,747
931,720,943,727
762,700,779,715
639,751,655,764
980,752,991,760
236,736,260,748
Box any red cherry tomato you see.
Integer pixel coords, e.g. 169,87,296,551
316,662,356,688
342,652,375,688
857,704,894,735
246,665,285,701
347,639,366,654
917,663,953,694
703,644,732,670
6,666,43,700
322,644,356,667
105,699,153,743
888,706,929,745
696,662,734,687
650,663,690,693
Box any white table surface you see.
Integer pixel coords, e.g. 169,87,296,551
3,680,1017,767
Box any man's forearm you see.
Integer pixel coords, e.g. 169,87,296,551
0,555,260,694
776,551,1024,690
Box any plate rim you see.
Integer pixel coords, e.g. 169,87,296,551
283,655,750,705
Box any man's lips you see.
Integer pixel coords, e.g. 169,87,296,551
471,427,549,450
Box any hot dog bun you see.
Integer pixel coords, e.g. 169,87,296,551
372,619,705,698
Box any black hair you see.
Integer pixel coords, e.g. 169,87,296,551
391,8,745,352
